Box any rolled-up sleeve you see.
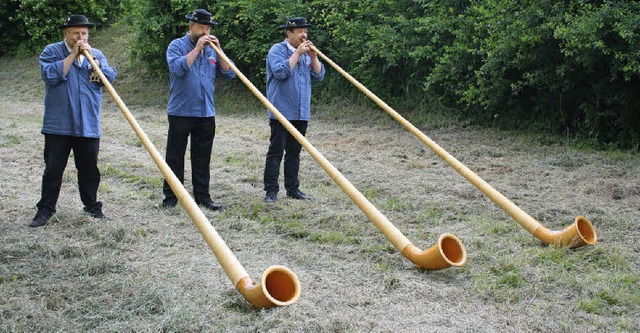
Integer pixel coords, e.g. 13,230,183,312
40,45,66,86
167,40,190,77
311,63,325,81
267,46,293,81
216,52,236,80
218,66,236,80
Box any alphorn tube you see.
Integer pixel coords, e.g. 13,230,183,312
209,42,466,269
310,45,597,248
83,50,300,308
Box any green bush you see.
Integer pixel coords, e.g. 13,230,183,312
0,0,126,56
0,0,23,56
308,0,431,106
130,0,307,84
129,0,210,76
554,1,640,146
212,0,308,87
86,0,640,148
423,0,640,147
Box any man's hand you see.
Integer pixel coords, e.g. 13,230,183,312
74,40,92,57
196,35,221,52
296,40,312,56
306,41,317,58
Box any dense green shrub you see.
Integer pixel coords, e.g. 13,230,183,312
9,0,636,148
128,0,639,147
128,0,212,76
212,0,308,86
307,0,431,107
129,0,307,83
0,0,126,56
554,1,640,145
422,0,640,147
0,0,23,56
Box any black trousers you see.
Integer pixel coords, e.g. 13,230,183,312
163,115,216,204
36,134,101,217
263,119,308,194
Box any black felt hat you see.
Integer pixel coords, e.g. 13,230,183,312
185,9,217,26
59,14,95,29
279,17,312,29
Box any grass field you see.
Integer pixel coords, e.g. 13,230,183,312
1,26,639,332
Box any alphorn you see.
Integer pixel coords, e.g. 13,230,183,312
309,45,597,248
83,50,300,308
209,42,466,270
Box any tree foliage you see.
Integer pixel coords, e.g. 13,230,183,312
128,0,637,148
0,0,126,56
128,0,212,75
423,0,640,147
2,0,638,148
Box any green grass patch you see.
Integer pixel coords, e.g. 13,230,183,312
414,203,445,226
0,272,27,284
361,187,380,200
362,243,396,254
0,134,24,148
259,215,309,239
309,230,348,244
101,164,163,190
379,196,414,212
223,154,247,167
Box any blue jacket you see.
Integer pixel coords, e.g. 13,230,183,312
266,40,325,121
39,41,116,138
166,33,236,117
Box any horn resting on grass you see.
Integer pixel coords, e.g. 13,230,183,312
309,45,597,248
83,50,300,308
209,42,467,270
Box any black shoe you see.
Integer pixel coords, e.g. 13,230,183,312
287,190,310,200
83,206,105,219
264,192,277,203
29,213,50,228
162,199,177,208
198,201,223,211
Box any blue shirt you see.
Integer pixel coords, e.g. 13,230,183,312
39,41,116,138
166,33,236,117
266,40,325,121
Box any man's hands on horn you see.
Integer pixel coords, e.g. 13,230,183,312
73,39,92,57
196,34,221,52
296,40,317,58
72,40,100,68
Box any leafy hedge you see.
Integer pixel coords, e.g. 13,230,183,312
422,0,640,147
128,0,211,75
129,0,308,81
0,0,22,55
0,0,126,56
3,0,637,148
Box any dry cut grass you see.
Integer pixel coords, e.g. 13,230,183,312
1,29,639,332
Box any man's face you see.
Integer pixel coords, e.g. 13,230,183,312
286,28,308,48
189,22,211,41
63,27,89,47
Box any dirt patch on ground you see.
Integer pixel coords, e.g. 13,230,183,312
1,94,639,331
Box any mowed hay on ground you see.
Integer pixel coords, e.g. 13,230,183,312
2,55,640,331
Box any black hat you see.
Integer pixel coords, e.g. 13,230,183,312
185,9,217,26
59,14,95,29
279,17,312,29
